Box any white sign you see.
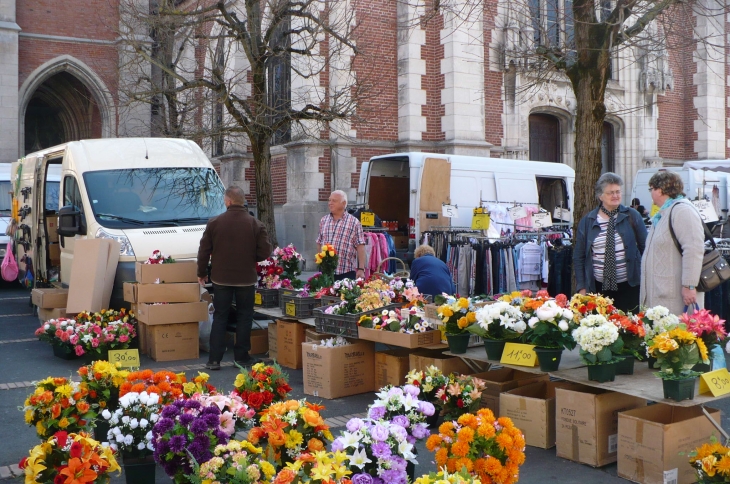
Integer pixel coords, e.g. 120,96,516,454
508,206,527,220
692,199,719,223
442,204,459,218
531,212,553,229
553,207,571,221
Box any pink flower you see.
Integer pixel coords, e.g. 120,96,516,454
70,335,79,345
74,345,85,356
55,329,63,338
59,332,69,342
91,338,99,348
219,411,236,435
119,334,129,343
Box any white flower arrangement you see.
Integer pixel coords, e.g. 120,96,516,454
471,301,525,339
103,391,162,456
643,305,680,340
572,314,619,356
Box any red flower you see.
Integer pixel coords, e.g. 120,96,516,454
18,457,28,469
262,391,274,405
457,398,464,408
579,306,587,314
247,392,265,409
412,380,420,386
586,302,596,311
70,441,83,458
53,472,66,484
54,431,68,448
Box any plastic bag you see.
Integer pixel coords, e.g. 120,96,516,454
198,303,215,353
1,243,18,282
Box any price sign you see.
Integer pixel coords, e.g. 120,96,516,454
500,342,538,366
254,292,262,305
508,206,527,220
531,212,553,229
286,301,297,316
360,211,375,227
471,208,490,230
699,368,730,396
442,204,459,218
553,207,571,221
108,349,140,369
692,200,719,223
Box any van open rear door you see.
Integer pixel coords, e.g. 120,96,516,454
419,157,451,233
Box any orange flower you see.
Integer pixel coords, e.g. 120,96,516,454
451,441,470,457
158,381,172,393
307,438,324,452
497,416,514,429
474,458,488,473
51,404,62,419
455,457,473,472
262,417,289,435
457,413,477,429
484,456,502,476
426,434,442,451
77,367,88,377
302,408,324,427
305,401,326,412
445,458,458,473
130,383,145,393
119,382,132,395
477,423,496,439
76,401,90,414
274,468,296,484
269,430,286,447
477,408,495,422
495,432,514,451
435,448,448,467
457,426,475,443
146,385,160,395
247,427,266,444
58,457,97,484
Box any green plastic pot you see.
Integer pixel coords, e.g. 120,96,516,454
662,377,697,402
615,355,635,375
587,362,617,383
534,347,563,372
446,333,470,354
483,339,507,360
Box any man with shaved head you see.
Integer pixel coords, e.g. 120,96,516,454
317,190,366,280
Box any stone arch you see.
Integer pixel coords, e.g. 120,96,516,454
18,55,115,155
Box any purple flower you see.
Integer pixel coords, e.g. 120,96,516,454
346,418,366,432
189,435,210,460
184,400,202,410
406,435,416,445
411,423,429,440
214,429,229,443
331,438,345,452
155,438,170,455
403,384,420,398
162,460,178,477
371,442,391,459
179,413,195,426
172,399,186,409
202,405,221,416
389,425,408,442
381,469,405,484
418,401,435,417
391,415,410,428
352,473,374,484
369,406,386,420
154,417,174,434
161,406,180,419
389,456,407,472
190,419,209,435
204,414,220,428
168,434,187,453
373,478,385,484
387,387,404,399
370,423,389,442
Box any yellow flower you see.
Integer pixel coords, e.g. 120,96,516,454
260,461,276,479
457,298,470,309
285,429,304,449
439,306,454,318
457,317,469,329
183,382,196,394
24,410,33,424
54,384,73,398
315,254,323,264
467,311,476,323
328,251,335,257
57,418,69,429
35,421,46,436
702,455,718,477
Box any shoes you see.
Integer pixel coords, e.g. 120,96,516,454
235,356,262,368
205,361,221,370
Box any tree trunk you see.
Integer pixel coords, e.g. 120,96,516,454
251,137,279,247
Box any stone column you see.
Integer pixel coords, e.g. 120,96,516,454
117,0,152,137
0,0,19,163
397,1,427,149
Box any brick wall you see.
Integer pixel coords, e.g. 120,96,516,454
483,1,503,148
17,0,118,42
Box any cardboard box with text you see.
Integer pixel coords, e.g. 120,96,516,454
302,340,376,399
123,282,200,304
134,261,198,284
32,288,68,309
376,349,414,388
136,301,208,325
66,239,120,314
147,322,199,362
305,329,333,343
408,349,477,375
268,323,278,360
470,368,550,417
277,320,306,369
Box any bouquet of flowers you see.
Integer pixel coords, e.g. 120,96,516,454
315,244,339,286
75,308,136,326
524,299,577,350
405,366,449,402
102,390,162,458
152,398,232,483
319,278,364,300
388,277,416,303
22,377,95,439
608,312,646,358
307,272,331,293
34,318,75,350
19,431,120,484
357,279,394,312
368,385,434,443
78,360,129,410
572,314,623,365
642,306,680,341
186,440,277,484
257,257,292,289
358,308,434,334
273,244,305,288
648,326,709,379
569,293,616,321
246,399,333,466
425,409,526,484
233,362,292,411
273,450,352,484
120,369,186,404
436,296,477,335
467,301,525,341
680,309,727,353
145,249,175,264
435,374,486,421
182,371,218,397
72,318,137,359
189,392,258,433
415,467,484,484
688,437,730,483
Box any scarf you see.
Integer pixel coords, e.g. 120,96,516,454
651,195,685,226
600,205,620,291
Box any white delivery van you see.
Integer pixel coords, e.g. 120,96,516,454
356,153,575,259
10,138,225,307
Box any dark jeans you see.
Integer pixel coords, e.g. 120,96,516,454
596,280,640,313
209,284,255,363
335,271,356,281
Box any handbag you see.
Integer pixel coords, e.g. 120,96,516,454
1,242,18,282
668,204,730,292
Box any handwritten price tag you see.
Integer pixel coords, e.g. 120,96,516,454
286,301,297,317
692,200,719,223
360,211,375,227
553,207,571,221
508,206,527,220
108,349,140,369
442,204,458,218
500,342,538,366
699,368,730,396
254,292,262,305
531,212,553,229
471,208,490,230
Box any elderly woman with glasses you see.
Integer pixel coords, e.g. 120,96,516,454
573,172,647,312
640,170,705,314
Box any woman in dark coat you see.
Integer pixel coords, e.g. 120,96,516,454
410,245,456,296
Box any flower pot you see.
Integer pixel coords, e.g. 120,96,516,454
446,333,470,354
692,363,711,373
587,363,617,383
94,418,110,443
122,453,156,484
615,355,635,375
647,356,658,369
483,339,507,360
662,377,697,402
406,461,415,482
52,344,79,360
534,347,563,372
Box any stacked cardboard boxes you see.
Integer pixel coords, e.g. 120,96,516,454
123,261,207,361
32,288,70,323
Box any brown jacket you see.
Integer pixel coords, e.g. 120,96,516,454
197,205,272,286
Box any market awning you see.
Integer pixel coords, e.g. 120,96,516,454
684,160,730,172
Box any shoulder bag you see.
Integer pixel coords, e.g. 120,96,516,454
667,203,730,292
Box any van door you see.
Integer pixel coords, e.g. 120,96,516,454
59,174,85,285
418,157,451,234
494,173,539,205
356,161,370,206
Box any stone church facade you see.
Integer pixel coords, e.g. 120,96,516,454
1,0,728,258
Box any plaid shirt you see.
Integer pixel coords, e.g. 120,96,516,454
316,212,365,274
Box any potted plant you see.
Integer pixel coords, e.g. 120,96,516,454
434,374,486,421
21,376,96,439
524,298,577,371
608,312,646,375
641,306,680,368
72,318,137,363
232,362,292,412
120,369,186,405
466,301,525,359
78,360,129,442
272,243,305,289
436,296,478,354
425,408,526,484
19,431,120,484
680,309,727,372
186,440,277,484
572,314,623,382
103,391,162,484
315,244,339,289
688,437,730,483
647,326,709,401
34,318,78,359
404,366,449,427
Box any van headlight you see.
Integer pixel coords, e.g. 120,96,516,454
95,228,136,257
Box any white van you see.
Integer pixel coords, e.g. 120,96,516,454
356,153,575,259
10,138,225,306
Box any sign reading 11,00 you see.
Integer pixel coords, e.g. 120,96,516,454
500,343,538,367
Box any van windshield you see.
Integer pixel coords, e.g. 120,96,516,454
83,168,226,228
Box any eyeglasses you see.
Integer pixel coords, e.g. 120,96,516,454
603,190,621,196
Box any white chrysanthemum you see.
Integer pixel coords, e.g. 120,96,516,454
572,314,619,355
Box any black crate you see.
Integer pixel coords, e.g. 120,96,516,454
319,295,341,306
313,303,401,338
281,294,320,318
254,288,279,308
278,288,303,310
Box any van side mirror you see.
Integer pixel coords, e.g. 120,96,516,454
57,205,87,236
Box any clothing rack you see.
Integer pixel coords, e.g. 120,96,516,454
363,226,388,232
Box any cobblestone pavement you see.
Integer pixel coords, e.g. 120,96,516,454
3,282,729,483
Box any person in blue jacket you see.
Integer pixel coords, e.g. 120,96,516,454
410,245,456,296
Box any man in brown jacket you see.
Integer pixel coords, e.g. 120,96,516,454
197,186,272,370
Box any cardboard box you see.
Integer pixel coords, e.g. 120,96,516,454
375,349,414,388
48,243,60,266
226,328,269,355
302,340,376,399
358,327,442,349
123,282,201,304
500,381,583,449
268,323,278,360
67,239,120,314
147,322,199,361
408,349,477,375
38,307,68,322
306,329,333,343
556,385,647,467
137,321,149,355
136,301,209,325
618,405,722,484
277,320,306,369
46,215,58,243
471,368,550,417
31,288,68,309
134,261,199,284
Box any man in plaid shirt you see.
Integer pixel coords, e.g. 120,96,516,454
317,190,367,280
